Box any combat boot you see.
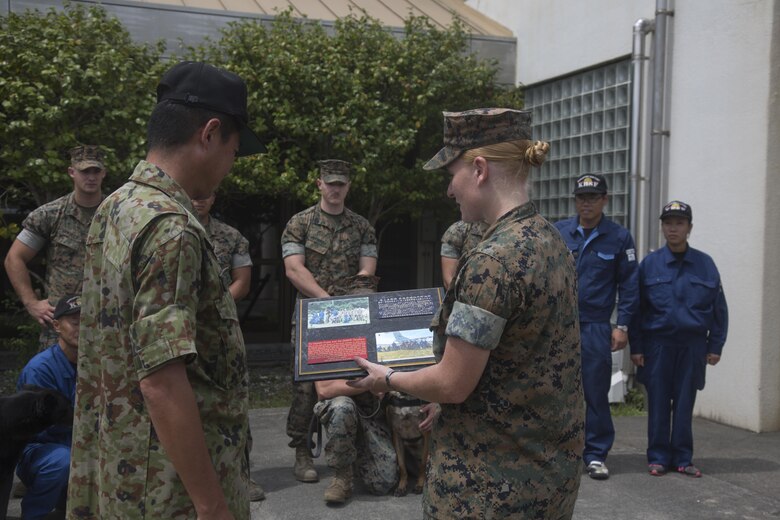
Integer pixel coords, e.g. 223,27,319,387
248,477,265,501
294,445,319,482
323,465,353,504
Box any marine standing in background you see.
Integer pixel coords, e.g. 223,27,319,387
4,146,106,348
440,219,488,290
191,192,265,502
280,159,378,487
555,174,639,481
630,200,728,478
192,192,253,301
67,61,265,519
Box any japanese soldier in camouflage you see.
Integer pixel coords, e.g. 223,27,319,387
349,108,585,519
280,159,378,496
4,145,106,349
67,61,265,519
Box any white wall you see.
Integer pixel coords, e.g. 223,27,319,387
666,0,779,431
467,0,780,432
467,0,655,85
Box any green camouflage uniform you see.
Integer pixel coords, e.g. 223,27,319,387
440,220,489,259
313,394,398,494
280,204,377,448
67,161,250,519
426,202,584,519
17,192,100,347
205,215,253,288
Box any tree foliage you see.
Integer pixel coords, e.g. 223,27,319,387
193,12,523,228
0,3,166,208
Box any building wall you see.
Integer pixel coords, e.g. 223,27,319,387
468,0,780,432
468,0,655,84
666,0,779,432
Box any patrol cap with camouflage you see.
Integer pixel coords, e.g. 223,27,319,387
69,145,106,171
53,294,81,320
573,174,608,195
318,159,352,184
660,200,692,221
423,108,532,170
156,61,265,157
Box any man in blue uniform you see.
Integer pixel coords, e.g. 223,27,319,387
555,174,639,480
629,201,728,477
15,294,80,519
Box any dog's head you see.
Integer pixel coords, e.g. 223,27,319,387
0,386,72,439
386,391,426,439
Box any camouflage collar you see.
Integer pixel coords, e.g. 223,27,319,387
64,191,104,223
484,201,538,240
129,160,198,217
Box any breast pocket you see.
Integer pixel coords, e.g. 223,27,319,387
644,275,673,310
591,249,616,273
688,277,717,310
51,232,85,270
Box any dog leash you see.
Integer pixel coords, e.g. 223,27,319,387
306,413,323,458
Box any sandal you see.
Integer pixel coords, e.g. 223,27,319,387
677,465,702,478
648,464,667,476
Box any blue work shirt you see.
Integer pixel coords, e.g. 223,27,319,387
16,343,76,446
629,245,728,356
555,215,639,325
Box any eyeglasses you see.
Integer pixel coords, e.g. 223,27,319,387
575,194,605,203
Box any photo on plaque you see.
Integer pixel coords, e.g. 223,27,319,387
307,297,370,329
375,329,434,363
294,287,444,382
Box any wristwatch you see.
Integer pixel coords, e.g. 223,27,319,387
615,325,628,332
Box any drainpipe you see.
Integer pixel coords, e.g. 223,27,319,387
646,0,674,251
630,18,654,258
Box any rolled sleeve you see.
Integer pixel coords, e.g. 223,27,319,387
360,243,378,258
440,243,460,259
131,305,197,378
445,301,506,350
16,229,47,253
231,252,252,269
282,242,305,258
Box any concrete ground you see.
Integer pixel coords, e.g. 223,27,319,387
6,411,780,519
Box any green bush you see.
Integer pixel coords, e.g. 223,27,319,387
0,3,166,209
191,11,524,229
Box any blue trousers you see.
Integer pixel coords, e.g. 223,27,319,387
16,443,70,520
640,341,701,467
580,322,614,464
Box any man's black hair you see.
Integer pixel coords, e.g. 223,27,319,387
147,101,240,152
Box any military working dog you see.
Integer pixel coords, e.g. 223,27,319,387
385,391,430,496
0,386,72,519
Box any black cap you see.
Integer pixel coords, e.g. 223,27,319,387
573,174,608,195
156,61,265,157
660,200,692,221
53,295,81,320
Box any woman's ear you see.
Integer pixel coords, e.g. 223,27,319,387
473,156,489,185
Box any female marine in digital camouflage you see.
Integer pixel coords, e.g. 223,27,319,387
350,108,585,519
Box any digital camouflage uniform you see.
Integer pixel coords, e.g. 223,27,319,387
426,202,585,519
281,204,377,448
313,394,398,495
67,161,250,519
17,193,100,347
205,215,253,289
440,220,489,259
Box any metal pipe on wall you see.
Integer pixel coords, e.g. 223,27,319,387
630,18,654,259
646,0,674,252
